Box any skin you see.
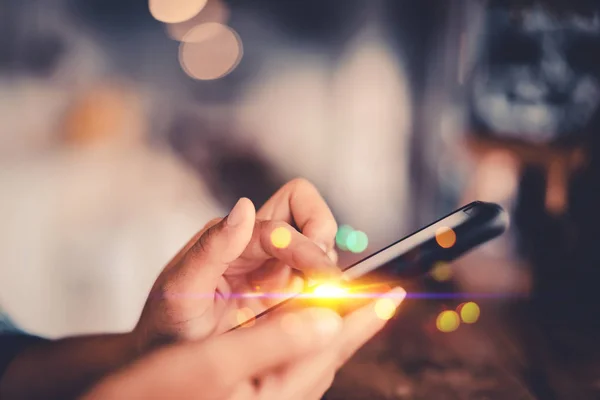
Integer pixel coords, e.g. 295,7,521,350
0,179,405,399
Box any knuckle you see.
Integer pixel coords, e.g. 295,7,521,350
188,224,218,259
320,218,338,236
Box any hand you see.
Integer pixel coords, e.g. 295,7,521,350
84,290,406,400
134,179,342,351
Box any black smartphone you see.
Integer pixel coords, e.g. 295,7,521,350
230,201,508,330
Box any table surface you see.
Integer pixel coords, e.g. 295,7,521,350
325,291,600,400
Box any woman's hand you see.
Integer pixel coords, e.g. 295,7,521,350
134,179,342,351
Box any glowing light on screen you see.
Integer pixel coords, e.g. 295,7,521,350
149,0,208,24
458,302,480,324
435,227,456,249
270,226,292,249
179,23,243,80
436,310,460,333
430,262,453,282
312,283,349,298
346,230,368,253
374,298,397,320
335,225,354,251
235,307,256,328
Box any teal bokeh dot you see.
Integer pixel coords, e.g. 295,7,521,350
335,225,354,251
346,230,368,253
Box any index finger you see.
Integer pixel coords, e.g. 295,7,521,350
336,286,407,367
258,178,338,251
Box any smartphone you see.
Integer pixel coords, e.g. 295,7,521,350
230,201,508,330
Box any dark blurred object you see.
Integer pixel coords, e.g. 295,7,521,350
0,1,67,77
66,0,157,35
227,0,364,47
500,0,600,17
468,2,600,146
167,115,284,209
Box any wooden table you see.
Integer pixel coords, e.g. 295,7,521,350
326,292,600,399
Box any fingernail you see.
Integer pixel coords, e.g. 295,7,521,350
387,287,407,307
306,308,342,339
227,199,245,227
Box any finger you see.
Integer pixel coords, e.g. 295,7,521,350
234,220,340,281
258,178,338,251
228,381,259,400
165,198,255,297
336,287,406,367
303,372,336,400
204,307,342,389
260,348,337,400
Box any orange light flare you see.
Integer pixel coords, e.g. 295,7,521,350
435,227,456,249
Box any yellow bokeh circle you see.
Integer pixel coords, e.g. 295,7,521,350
459,302,480,324
436,310,460,333
270,227,292,249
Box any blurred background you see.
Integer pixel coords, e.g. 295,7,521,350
1,0,600,398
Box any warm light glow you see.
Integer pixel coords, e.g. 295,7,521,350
435,227,456,249
436,310,460,333
179,23,243,80
166,0,230,41
346,230,368,254
459,302,480,324
312,283,348,298
374,298,397,320
430,262,453,282
235,307,255,328
270,226,292,249
149,0,208,24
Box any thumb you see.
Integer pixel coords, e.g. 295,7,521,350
167,198,256,294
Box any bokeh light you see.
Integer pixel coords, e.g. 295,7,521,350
436,310,460,333
235,307,255,328
179,23,243,80
374,298,397,320
270,226,292,249
149,0,208,24
458,302,480,324
166,0,230,42
435,227,456,249
335,225,354,251
312,283,348,298
346,230,369,253
430,262,453,282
